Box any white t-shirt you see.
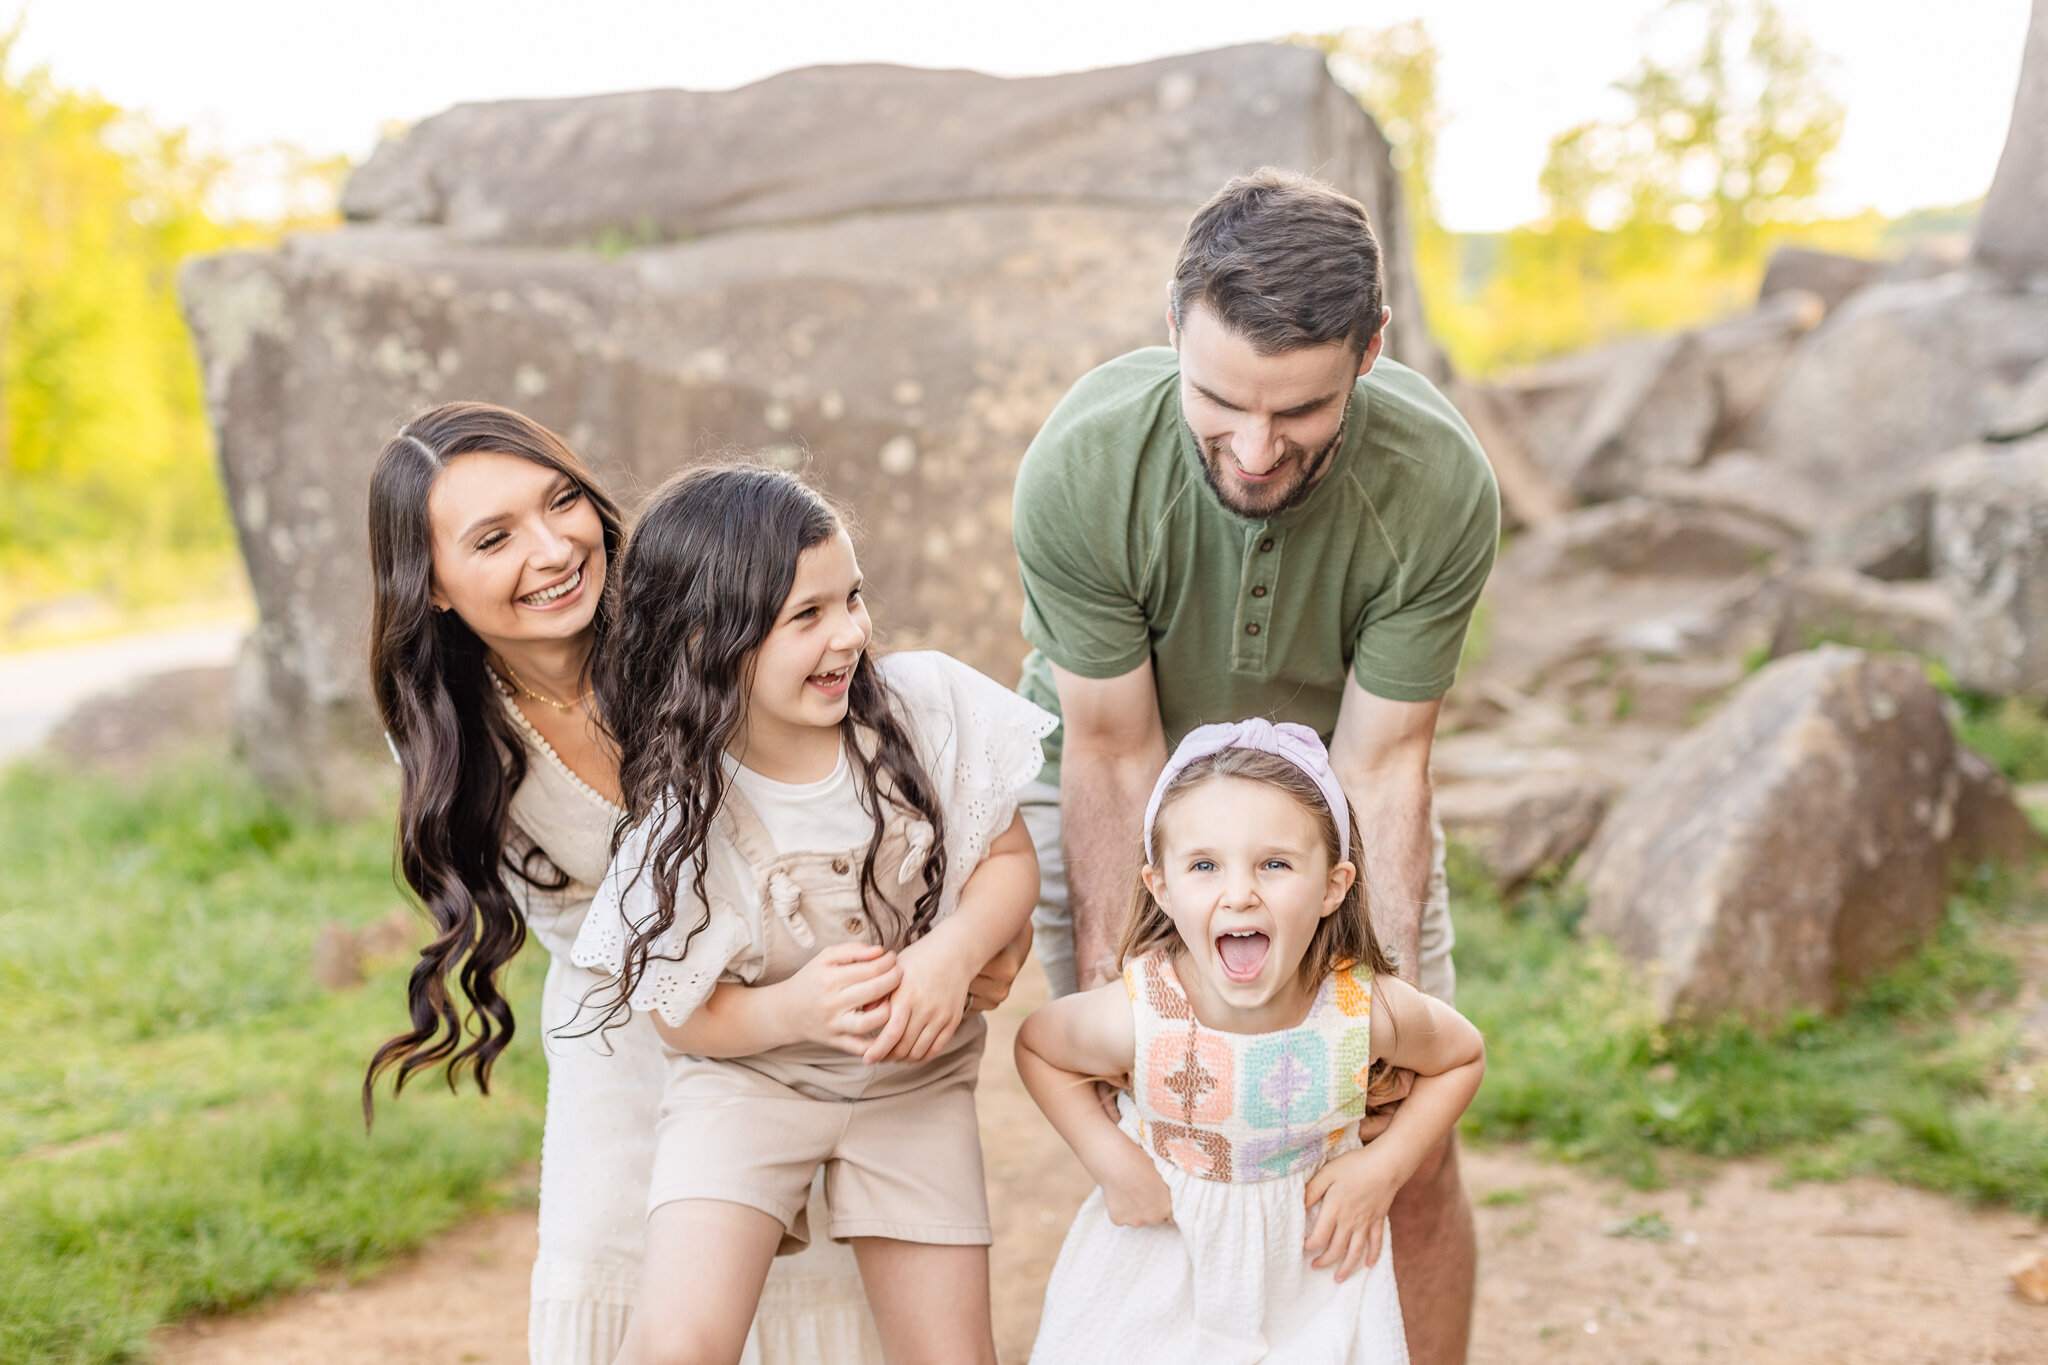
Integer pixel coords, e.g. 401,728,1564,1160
571,651,1057,1027
724,746,877,855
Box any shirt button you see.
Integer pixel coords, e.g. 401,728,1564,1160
1259,537,1275,552
1246,623,1261,636
831,857,850,875
844,916,864,934
1251,585,1268,598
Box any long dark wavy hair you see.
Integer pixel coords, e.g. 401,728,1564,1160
587,464,947,1034
362,401,624,1119
1118,747,1397,989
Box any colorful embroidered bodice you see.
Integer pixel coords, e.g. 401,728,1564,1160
1124,951,1377,1184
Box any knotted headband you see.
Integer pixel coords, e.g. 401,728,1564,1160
1141,718,1353,863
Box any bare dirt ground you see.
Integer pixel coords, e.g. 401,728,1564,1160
153,963,2048,1365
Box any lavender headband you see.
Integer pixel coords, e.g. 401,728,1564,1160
1142,719,1352,863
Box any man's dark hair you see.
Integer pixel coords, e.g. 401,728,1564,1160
1169,168,1384,356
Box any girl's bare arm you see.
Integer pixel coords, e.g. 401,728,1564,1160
1015,984,1172,1226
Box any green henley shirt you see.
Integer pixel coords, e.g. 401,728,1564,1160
1013,346,1499,787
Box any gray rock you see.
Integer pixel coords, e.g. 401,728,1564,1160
1759,246,1879,315
1753,275,2048,490
1819,481,1938,581
1973,0,2048,285
1949,746,2045,872
1766,567,1954,660
1578,647,1959,1022
1639,450,1825,542
1436,772,1613,889
1929,435,2048,697
183,47,1441,805
1989,357,2048,442
1443,377,1572,529
1498,293,1818,504
1522,497,1800,580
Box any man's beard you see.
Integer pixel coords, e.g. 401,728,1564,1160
1192,395,1354,520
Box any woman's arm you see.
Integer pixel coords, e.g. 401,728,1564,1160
866,810,1039,1063
654,944,903,1057
1015,983,1172,1227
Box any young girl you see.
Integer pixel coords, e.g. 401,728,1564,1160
1017,719,1486,1364
569,465,1054,1365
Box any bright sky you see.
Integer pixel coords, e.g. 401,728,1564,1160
9,0,2033,232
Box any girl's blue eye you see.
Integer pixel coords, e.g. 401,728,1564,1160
1263,858,1291,871
1190,859,1216,872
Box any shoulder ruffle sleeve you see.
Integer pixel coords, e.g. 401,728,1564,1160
567,797,760,1027
878,651,1058,920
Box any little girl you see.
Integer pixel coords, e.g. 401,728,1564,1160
1017,719,1486,1364
569,465,1053,1365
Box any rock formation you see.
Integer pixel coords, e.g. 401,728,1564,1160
182,45,1439,804
1576,648,1961,1023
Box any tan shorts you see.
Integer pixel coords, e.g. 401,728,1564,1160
646,1034,990,1251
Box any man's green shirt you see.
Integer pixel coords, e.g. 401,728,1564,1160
1014,346,1499,786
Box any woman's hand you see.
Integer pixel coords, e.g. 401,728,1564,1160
863,934,975,1064
1302,1146,1403,1282
782,942,901,1056
965,919,1033,1014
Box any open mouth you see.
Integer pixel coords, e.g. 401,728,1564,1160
1216,930,1271,982
808,663,854,694
519,565,583,607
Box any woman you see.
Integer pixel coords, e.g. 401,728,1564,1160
362,401,1030,1364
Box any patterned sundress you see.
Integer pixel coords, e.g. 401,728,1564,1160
1029,951,1408,1364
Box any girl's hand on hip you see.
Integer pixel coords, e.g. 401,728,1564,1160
1096,1138,1174,1228
862,935,974,1065
786,942,900,1056
1303,1146,1402,1282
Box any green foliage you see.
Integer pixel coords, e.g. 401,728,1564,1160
1951,693,2048,785
0,26,339,634
1310,7,1892,375
1454,847,2048,1210
0,752,543,1364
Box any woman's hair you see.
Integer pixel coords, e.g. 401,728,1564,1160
1116,747,1396,987
586,464,946,1033
361,401,624,1119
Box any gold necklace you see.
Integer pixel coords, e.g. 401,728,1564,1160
497,658,588,714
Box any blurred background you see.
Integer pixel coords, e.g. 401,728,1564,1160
5,3,2047,1363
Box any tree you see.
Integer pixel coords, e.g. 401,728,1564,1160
1540,0,1843,257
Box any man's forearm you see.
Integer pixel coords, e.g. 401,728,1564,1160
1353,776,1433,987
1061,744,1166,989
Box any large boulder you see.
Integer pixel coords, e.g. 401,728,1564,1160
1751,275,2048,491
1758,246,1879,316
1577,648,1960,1022
1973,0,2048,286
1928,434,2048,697
182,46,1441,803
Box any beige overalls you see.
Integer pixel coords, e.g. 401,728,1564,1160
644,773,991,1250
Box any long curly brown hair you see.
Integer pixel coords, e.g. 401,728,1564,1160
582,464,947,1035
361,402,624,1119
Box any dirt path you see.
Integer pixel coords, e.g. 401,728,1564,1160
155,965,2048,1365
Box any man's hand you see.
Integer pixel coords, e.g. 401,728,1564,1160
1303,1145,1404,1281
1095,1133,1175,1228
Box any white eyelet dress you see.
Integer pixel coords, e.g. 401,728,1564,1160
1028,952,1409,1365
494,675,885,1365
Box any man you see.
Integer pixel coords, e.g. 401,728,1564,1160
1012,168,1498,1364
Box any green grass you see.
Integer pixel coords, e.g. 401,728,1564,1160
1454,847,2048,1211
0,752,545,1365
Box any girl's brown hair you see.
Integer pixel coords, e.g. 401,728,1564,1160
1116,747,1398,987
